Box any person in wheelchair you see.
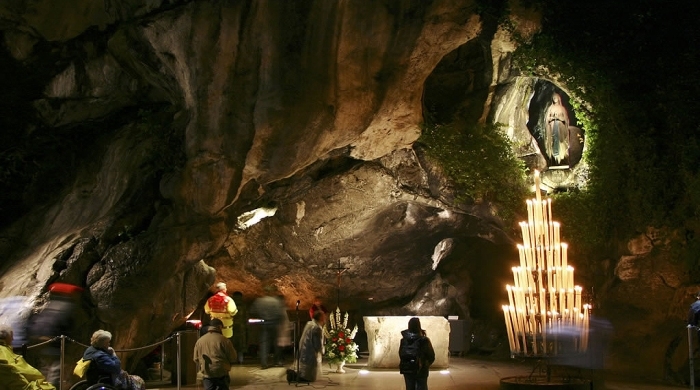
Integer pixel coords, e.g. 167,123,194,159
82,330,145,390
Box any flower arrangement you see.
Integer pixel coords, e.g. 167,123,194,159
323,307,359,366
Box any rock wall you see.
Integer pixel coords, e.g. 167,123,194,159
0,0,692,384
0,0,529,367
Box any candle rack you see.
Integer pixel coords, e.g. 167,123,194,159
502,170,591,358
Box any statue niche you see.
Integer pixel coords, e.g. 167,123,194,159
527,81,585,170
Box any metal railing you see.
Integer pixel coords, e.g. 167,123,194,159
690,325,696,390
22,332,192,390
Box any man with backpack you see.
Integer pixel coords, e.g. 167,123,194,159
205,282,238,338
399,317,435,390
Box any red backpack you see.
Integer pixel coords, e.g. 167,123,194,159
208,293,230,313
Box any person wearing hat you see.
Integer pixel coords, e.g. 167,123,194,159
194,318,238,390
205,282,238,338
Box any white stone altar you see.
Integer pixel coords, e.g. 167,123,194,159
363,316,450,369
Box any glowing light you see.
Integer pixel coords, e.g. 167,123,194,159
431,238,453,270
186,319,202,329
236,206,277,229
440,369,450,375
359,369,370,375
502,170,590,357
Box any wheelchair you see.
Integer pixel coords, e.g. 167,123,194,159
68,376,117,390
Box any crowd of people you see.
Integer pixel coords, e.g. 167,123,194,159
0,280,444,390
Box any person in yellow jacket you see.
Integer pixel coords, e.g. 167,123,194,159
205,282,238,338
0,324,55,390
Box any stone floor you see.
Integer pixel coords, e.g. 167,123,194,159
144,356,687,390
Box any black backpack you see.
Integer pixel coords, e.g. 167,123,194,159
399,337,422,374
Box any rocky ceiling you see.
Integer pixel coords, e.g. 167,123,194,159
0,0,689,382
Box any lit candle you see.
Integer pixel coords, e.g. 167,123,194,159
515,286,526,315
568,266,574,292
540,310,547,352
518,245,526,270
531,314,539,355
503,305,515,351
528,272,537,318
554,266,561,292
578,312,585,349
527,286,535,314
574,286,582,311
549,285,556,313
548,244,556,272
518,309,528,352
562,266,569,291
534,201,543,246
542,201,550,249
520,222,530,250
538,269,546,315
582,304,590,351
561,243,568,270
559,288,566,322
510,307,522,353
507,285,515,308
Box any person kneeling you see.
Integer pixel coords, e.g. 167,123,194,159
296,310,326,382
194,318,238,390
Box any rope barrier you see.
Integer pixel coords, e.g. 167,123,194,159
22,333,182,390
24,334,176,351
23,335,62,349
25,335,175,352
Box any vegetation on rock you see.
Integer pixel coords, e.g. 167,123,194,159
418,121,528,226
508,0,700,275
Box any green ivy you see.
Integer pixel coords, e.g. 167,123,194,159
503,1,700,270
418,121,528,225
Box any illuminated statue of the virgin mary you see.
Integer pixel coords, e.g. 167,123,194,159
545,93,570,165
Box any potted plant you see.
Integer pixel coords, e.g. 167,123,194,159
323,307,359,373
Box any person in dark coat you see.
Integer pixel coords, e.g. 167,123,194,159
398,317,435,390
193,319,237,390
82,330,145,390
